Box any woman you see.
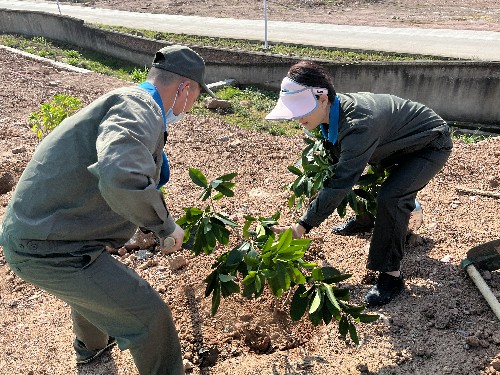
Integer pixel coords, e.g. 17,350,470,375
266,61,452,306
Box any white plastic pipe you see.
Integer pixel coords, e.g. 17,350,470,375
465,264,500,321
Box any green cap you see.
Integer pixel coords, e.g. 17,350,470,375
152,45,216,98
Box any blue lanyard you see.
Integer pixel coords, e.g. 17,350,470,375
137,81,167,131
320,95,340,144
137,81,170,188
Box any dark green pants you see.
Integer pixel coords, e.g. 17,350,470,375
367,134,452,272
2,235,183,375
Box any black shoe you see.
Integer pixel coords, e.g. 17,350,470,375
332,214,374,236
75,336,117,364
364,273,404,307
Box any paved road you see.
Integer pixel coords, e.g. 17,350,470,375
1,0,500,61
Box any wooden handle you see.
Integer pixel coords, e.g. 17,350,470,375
465,264,500,321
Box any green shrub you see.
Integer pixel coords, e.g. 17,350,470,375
29,94,83,140
176,168,379,345
287,137,388,218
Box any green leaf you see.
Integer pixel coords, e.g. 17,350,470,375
189,167,208,188
324,284,341,312
343,305,366,317
347,191,359,213
220,280,240,297
290,285,308,321
225,244,246,266
287,165,303,176
348,323,359,345
242,218,254,239
211,284,221,316
276,228,293,252
199,187,212,201
352,188,373,201
309,308,323,326
217,172,238,181
218,274,235,282
311,267,324,281
214,181,235,197
210,222,231,246
339,315,349,337
322,303,334,325
212,192,224,200
337,196,348,218
254,274,263,295
214,213,238,227
204,269,219,297
358,313,380,323
309,289,323,314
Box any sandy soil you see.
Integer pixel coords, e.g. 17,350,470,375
72,0,500,32
1,2,500,375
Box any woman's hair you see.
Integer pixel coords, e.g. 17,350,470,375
287,61,336,102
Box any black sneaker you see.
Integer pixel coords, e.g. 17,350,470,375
332,213,374,236
75,336,117,364
364,273,404,307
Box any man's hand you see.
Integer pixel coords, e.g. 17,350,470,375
271,223,307,239
160,224,184,254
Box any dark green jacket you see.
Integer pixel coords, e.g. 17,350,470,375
301,92,452,228
1,86,176,250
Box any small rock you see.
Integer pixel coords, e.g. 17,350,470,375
198,346,219,367
204,98,231,109
12,146,26,154
491,359,500,371
434,314,450,329
168,255,188,270
466,336,481,347
183,359,194,371
117,248,128,256
240,314,253,322
136,250,153,260
0,173,15,194
356,363,369,373
138,259,158,270
491,332,500,344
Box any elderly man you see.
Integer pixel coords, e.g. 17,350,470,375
0,45,215,374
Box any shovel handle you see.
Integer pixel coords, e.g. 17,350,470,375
464,264,500,321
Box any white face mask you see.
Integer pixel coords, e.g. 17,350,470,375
165,82,189,125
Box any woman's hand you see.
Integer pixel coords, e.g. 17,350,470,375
271,223,307,239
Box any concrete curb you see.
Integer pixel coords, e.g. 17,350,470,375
0,44,91,73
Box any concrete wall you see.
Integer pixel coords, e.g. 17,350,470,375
1,8,499,129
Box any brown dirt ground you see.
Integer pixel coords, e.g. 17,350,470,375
74,0,500,32
1,2,500,375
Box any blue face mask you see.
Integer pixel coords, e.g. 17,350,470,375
166,82,189,125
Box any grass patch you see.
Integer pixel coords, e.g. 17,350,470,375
193,86,301,136
0,34,148,82
0,33,300,135
94,24,443,63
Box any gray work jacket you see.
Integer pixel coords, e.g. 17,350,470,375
1,86,176,250
301,92,453,228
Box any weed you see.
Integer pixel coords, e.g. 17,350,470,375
29,94,83,140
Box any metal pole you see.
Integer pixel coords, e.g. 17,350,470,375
56,0,62,15
264,0,268,49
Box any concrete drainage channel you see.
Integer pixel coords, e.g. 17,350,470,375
0,9,499,135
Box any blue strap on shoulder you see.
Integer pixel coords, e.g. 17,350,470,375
137,82,170,189
320,95,340,144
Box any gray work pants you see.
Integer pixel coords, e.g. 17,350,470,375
367,136,452,272
1,235,184,375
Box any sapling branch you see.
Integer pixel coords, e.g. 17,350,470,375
176,167,379,345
